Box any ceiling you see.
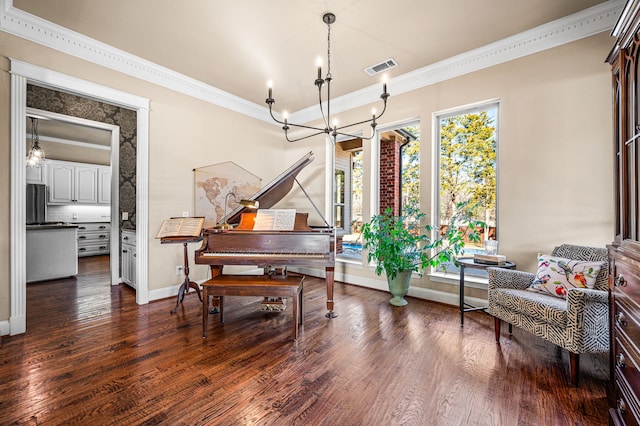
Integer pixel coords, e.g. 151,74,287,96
12,0,609,116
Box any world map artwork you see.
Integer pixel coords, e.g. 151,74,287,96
194,161,261,227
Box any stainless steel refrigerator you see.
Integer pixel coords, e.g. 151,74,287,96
26,183,47,224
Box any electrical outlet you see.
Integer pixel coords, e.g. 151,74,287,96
182,211,189,217
122,212,129,220
176,265,184,276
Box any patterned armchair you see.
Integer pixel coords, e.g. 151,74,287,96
487,244,609,385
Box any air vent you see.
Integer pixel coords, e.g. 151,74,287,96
364,58,398,76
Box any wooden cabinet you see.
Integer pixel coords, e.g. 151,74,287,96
47,160,111,205
75,222,110,257
607,2,640,424
121,230,136,289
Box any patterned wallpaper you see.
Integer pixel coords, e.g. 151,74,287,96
26,85,137,230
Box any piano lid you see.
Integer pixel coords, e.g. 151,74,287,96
220,151,316,225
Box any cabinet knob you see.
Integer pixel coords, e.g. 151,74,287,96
614,275,627,287
79,248,86,252
616,312,627,327
616,353,626,369
79,236,86,239
99,226,106,229
122,249,128,254
79,227,86,230
123,236,129,241
617,398,627,415
99,235,106,238
99,246,106,250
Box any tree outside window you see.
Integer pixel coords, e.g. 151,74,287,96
437,104,498,273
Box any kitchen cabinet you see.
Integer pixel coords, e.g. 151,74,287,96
26,162,46,185
121,230,136,289
97,167,111,205
75,222,110,257
47,160,111,205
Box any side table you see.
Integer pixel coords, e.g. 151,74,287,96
457,257,516,327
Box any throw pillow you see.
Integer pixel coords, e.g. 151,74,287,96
527,254,603,298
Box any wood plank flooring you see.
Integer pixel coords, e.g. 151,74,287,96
0,255,609,425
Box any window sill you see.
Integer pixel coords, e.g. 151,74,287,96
428,270,489,290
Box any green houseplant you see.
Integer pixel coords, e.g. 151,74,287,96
361,202,484,306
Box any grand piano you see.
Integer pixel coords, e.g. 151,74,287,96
194,151,337,318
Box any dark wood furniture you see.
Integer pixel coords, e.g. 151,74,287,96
161,235,203,314
194,151,336,318
202,274,304,340
607,2,640,423
457,257,515,327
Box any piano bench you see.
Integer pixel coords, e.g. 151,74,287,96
201,274,305,340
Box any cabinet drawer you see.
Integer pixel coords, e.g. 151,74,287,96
615,300,640,356
121,231,136,246
614,371,640,426
613,260,640,308
615,334,640,398
78,231,110,245
75,222,110,233
78,243,110,257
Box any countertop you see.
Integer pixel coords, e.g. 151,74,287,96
26,222,78,230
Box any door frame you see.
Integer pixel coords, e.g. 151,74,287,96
9,59,150,335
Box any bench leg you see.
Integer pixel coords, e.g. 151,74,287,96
292,290,298,340
202,289,209,338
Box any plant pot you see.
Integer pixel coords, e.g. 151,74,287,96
386,269,412,306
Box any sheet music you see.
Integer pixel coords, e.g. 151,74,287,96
253,209,296,231
156,217,204,238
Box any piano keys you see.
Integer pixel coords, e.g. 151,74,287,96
195,151,337,318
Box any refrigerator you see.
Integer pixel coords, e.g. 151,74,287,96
26,183,47,224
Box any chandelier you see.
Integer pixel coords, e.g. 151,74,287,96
26,117,45,167
266,12,390,143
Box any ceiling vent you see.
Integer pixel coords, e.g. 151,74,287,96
364,58,398,76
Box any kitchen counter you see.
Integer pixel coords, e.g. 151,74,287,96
26,225,78,282
27,222,78,230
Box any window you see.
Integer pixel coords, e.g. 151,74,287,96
334,169,345,229
378,122,420,216
335,139,363,259
435,102,498,275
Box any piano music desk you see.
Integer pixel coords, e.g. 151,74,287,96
202,274,305,340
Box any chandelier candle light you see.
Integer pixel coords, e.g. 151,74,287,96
266,12,390,143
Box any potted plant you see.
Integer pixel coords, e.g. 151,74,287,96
361,201,484,306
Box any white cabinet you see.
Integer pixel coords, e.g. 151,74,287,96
47,160,110,205
76,222,110,257
26,162,47,184
97,167,111,205
121,230,136,289
74,165,98,203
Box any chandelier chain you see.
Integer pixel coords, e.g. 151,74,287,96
326,20,332,79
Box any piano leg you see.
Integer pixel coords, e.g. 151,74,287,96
170,242,203,314
325,266,337,318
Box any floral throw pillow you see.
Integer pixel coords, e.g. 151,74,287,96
527,254,603,298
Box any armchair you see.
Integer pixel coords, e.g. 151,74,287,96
487,244,608,385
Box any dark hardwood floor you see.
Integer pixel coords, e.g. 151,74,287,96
0,256,609,425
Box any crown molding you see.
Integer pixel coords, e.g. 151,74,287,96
290,0,625,124
0,0,624,126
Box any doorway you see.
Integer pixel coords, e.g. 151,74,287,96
9,59,150,336
25,107,120,284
